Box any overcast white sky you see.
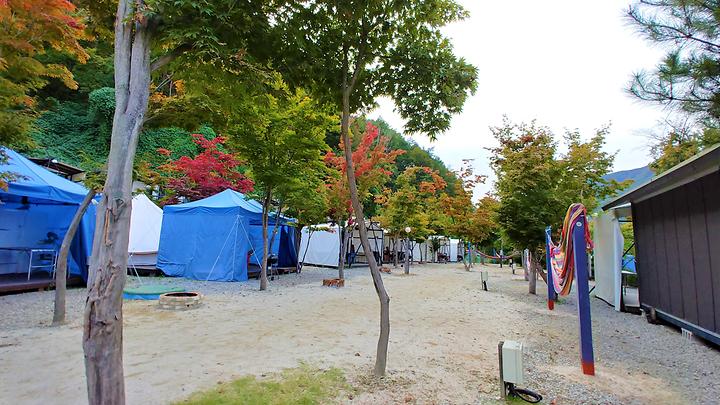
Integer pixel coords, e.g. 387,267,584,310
368,1,670,196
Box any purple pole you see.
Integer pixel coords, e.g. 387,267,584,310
545,226,556,310
573,214,595,375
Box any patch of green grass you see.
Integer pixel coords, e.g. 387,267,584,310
176,365,350,405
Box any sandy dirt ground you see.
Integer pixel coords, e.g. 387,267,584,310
1,263,719,404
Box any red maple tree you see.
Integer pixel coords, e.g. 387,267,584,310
324,122,404,221
158,134,253,204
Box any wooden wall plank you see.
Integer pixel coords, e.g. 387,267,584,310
662,189,684,318
634,201,657,307
700,172,720,333
651,197,672,312
686,179,715,332
674,186,699,326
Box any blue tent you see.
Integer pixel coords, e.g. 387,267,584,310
157,189,297,281
0,148,95,280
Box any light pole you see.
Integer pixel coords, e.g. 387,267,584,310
404,226,411,274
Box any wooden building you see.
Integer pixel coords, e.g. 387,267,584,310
603,144,720,345
27,158,85,182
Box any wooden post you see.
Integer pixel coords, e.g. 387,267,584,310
573,215,595,376
545,226,556,310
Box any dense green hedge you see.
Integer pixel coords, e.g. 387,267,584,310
26,87,212,170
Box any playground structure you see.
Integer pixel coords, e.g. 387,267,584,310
545,203,595,376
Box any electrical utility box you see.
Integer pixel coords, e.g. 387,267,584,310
501,340,524,385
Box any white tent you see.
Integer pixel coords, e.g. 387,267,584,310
449,239,460,262
592,207,627,311
298,223,341,267
349,222,384,264
299,222,384,268
128,194,163,267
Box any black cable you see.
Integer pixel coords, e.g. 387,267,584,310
508,384,543,403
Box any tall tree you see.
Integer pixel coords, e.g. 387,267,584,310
78,1,276,402
649,125,720,173
440,160,486,269
325,122,403,279
273,1,477,376
231,78,334,291
627,0,720,122
0,0,88,146
376,166,447,273
489,119,623,282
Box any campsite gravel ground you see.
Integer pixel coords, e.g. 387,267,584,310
1,263,719,404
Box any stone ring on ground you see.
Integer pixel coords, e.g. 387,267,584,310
158,292,203,310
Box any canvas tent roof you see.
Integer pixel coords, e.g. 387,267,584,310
0,148,95,280
129,194,163,255
158,189,298,281
1,147,88,204
163,189,290,225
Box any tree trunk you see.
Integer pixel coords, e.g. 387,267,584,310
260,190,272,291
83,2,154,403
267,200,284,255
404,238,410,274
470,244,475,269
393,237,399,268
529,251,537,294
341,87,389,377
337,223,348,279
53,189,95,326
298,229,313,273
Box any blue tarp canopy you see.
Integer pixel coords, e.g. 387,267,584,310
0,148,95,280
157,189,297,282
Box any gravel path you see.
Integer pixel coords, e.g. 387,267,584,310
1,263,718,404
492,270,720,405
0,267,365,331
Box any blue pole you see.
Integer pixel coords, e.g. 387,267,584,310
573,214,595,375
545,226,556,310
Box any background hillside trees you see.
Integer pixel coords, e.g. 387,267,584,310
0,0,88,146
156,134,253,204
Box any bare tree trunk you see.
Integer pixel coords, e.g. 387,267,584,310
470,244,476,268
53,189,95,326
83,2,154,403
267,200,284,254
260,190,272,291
529,251,537,294
337,223,348,279
404,237,410,274
393,237,399,268
297,229,313,273
341,87,389,377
